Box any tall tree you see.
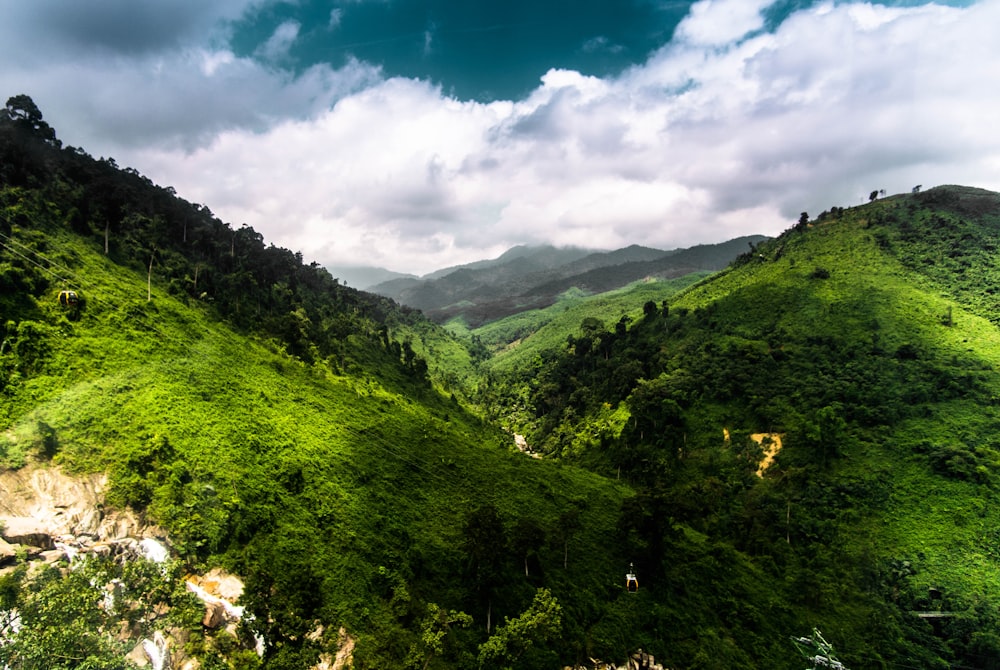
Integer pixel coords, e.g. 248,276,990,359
462,504,507,633
3,95,58,145
511,517,546,577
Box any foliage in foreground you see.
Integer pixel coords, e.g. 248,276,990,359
0,555,209,670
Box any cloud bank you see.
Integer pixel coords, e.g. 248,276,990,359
2,0,999,275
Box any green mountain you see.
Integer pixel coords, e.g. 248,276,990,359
483,185,1000,668
3,94,1000,670
0,96,627,670
369,238,766,328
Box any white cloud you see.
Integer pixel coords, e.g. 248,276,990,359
3,1,1000,275
674,0,774,46
130,1,1000,273
256,20,301,62
0,45,379,152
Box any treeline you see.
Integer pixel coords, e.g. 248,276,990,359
0,94,431,379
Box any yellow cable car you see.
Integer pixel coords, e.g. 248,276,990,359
58,290,79,307
626,563,638,593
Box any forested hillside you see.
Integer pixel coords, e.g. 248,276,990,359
3,93,1000,670
0,96,629,670
484,185,1000,668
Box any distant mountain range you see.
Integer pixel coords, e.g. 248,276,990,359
346,236,768,326
326,264,415,289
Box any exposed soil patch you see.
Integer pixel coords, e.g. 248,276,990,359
750,433,783,477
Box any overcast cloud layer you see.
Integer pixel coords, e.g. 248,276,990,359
1,0,998,275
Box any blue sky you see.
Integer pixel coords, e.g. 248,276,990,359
1,0,996,275
228,0,691,101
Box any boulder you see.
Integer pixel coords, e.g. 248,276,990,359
332,627,355,670
202,600,228,629
200,568,244,602
40,549,66,564
185,570,247,631
0,537,16,566
99,516,139,541
0,517,54,550
127,641,152,667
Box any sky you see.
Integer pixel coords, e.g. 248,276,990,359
2,0,998,277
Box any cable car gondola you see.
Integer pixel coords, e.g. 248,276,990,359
58,290,79,307
626,563,638,593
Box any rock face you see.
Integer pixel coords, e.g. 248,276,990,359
0,464,165,560
0,465,264,669
564,649,670,670
0,537,15,565
186,569,247,632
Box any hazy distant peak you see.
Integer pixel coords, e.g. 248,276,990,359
326,265,416,291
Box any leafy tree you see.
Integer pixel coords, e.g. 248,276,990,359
511,517,546,577
407,603,473,670
0,555,197,670
553,506,582,570
477,588,561,670
799,403,847,467
2,95,58,145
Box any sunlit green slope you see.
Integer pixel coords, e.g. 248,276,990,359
465,274,708,368
493,186,1000,669
0,100,637,669
8,94,1000,669
0,203,636,669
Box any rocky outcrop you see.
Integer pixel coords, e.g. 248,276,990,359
0,464,166,562
308,627,355,670
1,516,56,549
0,465,176,583
185,569,247,633
0,465,260,669
565,649,670,670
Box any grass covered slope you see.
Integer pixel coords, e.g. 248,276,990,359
0,104,639,669
0,196,635,669
497,186,1000,668
464,275,708,368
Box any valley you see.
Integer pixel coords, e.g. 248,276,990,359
3,97,1000,669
